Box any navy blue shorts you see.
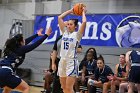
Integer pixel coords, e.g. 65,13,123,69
129,66,140,84
0,67,22,89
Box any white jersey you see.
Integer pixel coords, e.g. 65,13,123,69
60,28,82,59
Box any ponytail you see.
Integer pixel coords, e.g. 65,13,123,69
3,34,23,56
70,19,78,27
97,55,105,64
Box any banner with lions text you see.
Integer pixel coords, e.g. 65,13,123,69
34,14,140,48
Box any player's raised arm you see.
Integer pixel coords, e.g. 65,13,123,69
58,9,73,34
78,7,87,35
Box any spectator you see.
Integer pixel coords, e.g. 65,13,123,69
81,51,97,93
88,55,114,93
110,54,129,93
74,48,97,93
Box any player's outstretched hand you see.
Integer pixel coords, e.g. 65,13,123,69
45,27,52,36
37,28,44,36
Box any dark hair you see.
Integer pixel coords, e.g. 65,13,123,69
81,47,97,62
97,55,105,64
3,34,23,56
120,54,125,57
70,19,78,27
86,47,97,60
14,34,23,46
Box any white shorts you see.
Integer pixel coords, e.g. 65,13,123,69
58,58,79,77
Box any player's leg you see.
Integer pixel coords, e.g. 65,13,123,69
119,82,128,93
58,59,67,93
14,79,30,93
2,69,29,93
66,76,76,93
65,59,78,93
111,80,120,93
134,67,140,93
3,86,12,93
60,77,66,93
128,67,140,93
128,82,135,93
135,84,140,93
102,82,111,93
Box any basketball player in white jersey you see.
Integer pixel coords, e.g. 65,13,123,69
58,7,87,93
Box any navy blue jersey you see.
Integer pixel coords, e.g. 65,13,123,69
83,60,97,76
129,50,140,83
0,34,48,71
117,64,126,77
130,50,140,64
94,65,114,83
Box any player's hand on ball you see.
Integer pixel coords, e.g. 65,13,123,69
83,6,87,13
70,8,74,14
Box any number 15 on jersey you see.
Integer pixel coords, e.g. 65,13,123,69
64,42,69,50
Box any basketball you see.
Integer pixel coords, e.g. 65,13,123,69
73,3,85,16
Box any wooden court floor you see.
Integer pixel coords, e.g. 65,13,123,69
29,86,44,93
0,86,44,93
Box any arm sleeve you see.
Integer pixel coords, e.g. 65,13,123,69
16,34,48,55
53,42,58,51
25,34,38,45
53,35,62,51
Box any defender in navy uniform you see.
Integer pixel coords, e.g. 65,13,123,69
126,50,140,93
0,28,52,93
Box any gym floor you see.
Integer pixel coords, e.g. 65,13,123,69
30,86,44,93
0,86,44,93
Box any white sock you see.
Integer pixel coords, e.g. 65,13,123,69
88,78,94,85
75,92,80,93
